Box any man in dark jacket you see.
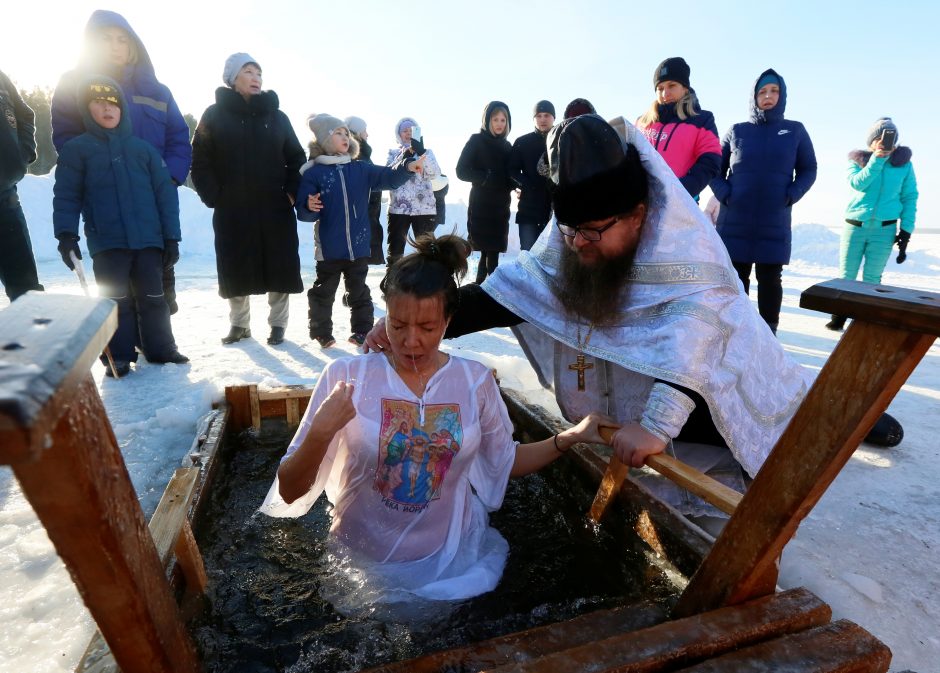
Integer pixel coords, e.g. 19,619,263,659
0,70,43,302
509,100,555,250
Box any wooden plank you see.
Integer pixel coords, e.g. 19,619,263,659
174,520,208,594
0,294,116,463
149,468,200,563
224,385,252,431
485,587,831,673
675,620,891,672
361,601,668,673
588,453,630,522
249,383,261,429
675,319,935,617
286,397,300,427
10,376,199,673
259,397,286,418
801,279,940,336
257,386,313,401
78,411,228,673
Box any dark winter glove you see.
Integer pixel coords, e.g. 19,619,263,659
409,136,426,157
56,234,81,271
163,240,180,269
895,229,911,264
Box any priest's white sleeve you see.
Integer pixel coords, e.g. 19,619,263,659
639,382,696,444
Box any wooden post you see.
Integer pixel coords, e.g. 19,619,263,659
0,295,200,673
675,280,939,617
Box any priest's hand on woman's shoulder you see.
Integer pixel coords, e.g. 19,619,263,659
611,423,667,468
363,317,390,352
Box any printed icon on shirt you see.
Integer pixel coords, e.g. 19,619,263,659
374,399,463,507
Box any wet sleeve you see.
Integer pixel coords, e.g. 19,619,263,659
260,362,345,517
468,367,517,511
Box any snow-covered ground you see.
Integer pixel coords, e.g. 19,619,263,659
1,174,939,672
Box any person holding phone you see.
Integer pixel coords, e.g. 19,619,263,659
827,117,918,331
385,118,441,269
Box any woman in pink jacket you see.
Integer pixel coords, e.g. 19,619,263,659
636,57,721,199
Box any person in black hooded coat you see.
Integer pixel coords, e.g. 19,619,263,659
456,101,513,283
191,53,306,346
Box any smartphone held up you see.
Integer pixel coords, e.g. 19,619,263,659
880,128,897,152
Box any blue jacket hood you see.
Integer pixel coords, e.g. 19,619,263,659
750,68,787,124
81,10,156,81
78,75,132,140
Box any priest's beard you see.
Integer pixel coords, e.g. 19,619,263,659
555,244,636,326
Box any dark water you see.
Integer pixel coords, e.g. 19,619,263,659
191,422,679,673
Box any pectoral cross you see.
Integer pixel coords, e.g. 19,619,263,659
568,354,594,391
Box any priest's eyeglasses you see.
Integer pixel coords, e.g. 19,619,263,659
556,217,620,242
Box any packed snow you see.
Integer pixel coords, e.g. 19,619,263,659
1,173,938,672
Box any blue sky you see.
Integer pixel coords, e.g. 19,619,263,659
4,0,937,237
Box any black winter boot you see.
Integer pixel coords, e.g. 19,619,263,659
864,412,904,448
267,326,285,345
222,326,252,345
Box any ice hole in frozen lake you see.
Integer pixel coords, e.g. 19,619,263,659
190,419,683,673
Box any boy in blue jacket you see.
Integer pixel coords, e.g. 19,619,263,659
296,113,423,348
53,77,187,377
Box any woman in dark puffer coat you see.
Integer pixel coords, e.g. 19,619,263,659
191,53,306,346
456,101,513,283
710,69,817,334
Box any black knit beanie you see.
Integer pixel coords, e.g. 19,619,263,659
533,100,556,117
653,57,691,89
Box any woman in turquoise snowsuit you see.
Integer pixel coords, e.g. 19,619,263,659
827,118,917,331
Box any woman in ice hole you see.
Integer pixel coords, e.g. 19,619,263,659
261,233,608,602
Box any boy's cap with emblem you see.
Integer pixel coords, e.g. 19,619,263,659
84,80,122,106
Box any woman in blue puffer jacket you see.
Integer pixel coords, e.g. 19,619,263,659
711,69,817,334
825,117,918,331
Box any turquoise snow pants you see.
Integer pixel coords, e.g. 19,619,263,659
839,219,897,284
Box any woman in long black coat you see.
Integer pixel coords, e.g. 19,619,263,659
191,53,306,346
456,101,513,283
